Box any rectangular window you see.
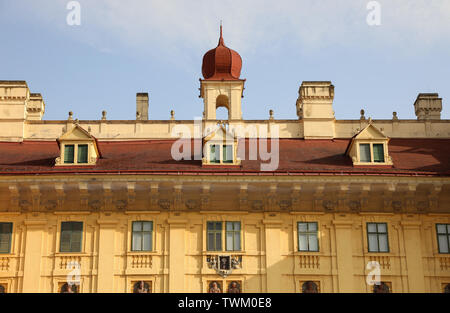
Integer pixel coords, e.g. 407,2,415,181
223,145,233,164
132,221,153,251
373,144,385,162
298,222,319,252
436,224,450,254
367,223,389,252
359,144,371,162
210,145,220,164
60,222,83,253
226,222,241,251
77,144,88,164
207,222,222,251
64,145,75,164
0,222,13,254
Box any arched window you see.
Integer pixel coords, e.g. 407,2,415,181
133,281,150,293
373,282,390,293
302,281,318,293
216,95,230,120
60,283,78,293
444,284,450,293
227,281,241,293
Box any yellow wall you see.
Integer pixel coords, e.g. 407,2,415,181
0,211,449,293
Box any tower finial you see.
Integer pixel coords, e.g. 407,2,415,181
218,21,224,46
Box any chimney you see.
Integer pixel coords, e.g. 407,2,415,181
296,81,335,139
136,93,149,120
414,93,442,120
26,93,45,120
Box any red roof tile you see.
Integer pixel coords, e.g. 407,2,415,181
0,139,449,176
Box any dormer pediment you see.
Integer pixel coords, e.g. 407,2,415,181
203,124,236,143
353,123,387,140
58,124,96,141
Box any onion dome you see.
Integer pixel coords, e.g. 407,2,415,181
201,25,242,81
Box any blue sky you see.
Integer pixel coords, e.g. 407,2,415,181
1,0,449,121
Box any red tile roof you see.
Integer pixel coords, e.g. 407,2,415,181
0,139,449,176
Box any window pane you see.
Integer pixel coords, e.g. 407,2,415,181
367,223,377,233
226,222,233,231
234,233,241,251
207,222,214,231
133,222,142,232
308,234,318,251
373,144,384,162
77,145,88,163
210,145,220,163
377,223,387,233
223,145,233,163
142,233,152,251
207,233,215,251
0,223,12,234
214,222,222,230
368,234,378,252
143,222,152,232
215,233,222,251
71,230,82,252
298,223,307,233
360,144,371,162
226,232,233,251
132,233,142,251
64,145,75,163
438,235,449,253
72,222,83,232
0,222,12,252
378,234,389,252
299,234,308,251
447,225,450,233
308,222,317,231
437,224,447,234
60,231,72,252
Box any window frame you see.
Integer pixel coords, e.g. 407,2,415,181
207,221,242,252
207,221,223,251
225,221,241,252
62,143,91,165
59,221,83,253
206,142,235,165
297,222,319,252
0,222,13,254
366,222,390,253
131,221,154,252
436,224,450,254
357,142,387,164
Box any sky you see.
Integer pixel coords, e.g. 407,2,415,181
0,0,449,121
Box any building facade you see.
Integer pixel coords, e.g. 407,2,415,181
0,29,449,293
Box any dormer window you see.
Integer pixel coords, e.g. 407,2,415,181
359,143,385,163
210,144,233,164
346,123,393,166
56,124,100,166
203,124,240,166
63,144,88,164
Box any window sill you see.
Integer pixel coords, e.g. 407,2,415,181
54,252,86,256
293,251,321,255
352,163,393,168
203,251,246,255
127,251,159,255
